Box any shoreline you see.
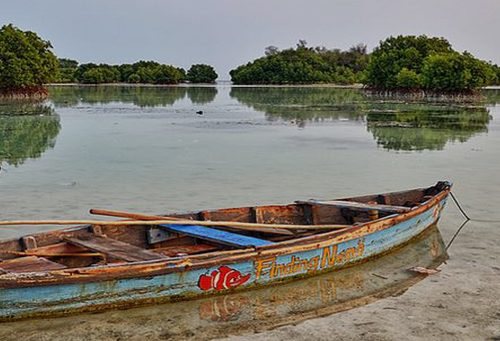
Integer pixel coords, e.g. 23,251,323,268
46,83,500,91
47,82,365,89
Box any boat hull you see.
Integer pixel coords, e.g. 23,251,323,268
0,196,448,320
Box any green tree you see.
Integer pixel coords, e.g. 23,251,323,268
230,42,368,85
78,65,120,84
395,67,422,89
0,24,59,94
187,64,218,83
365,35,452,89
421,52,494,91
56,58,78,83
127,73,141,83
153,64,185,84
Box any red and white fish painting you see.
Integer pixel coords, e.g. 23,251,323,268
198,266,251,291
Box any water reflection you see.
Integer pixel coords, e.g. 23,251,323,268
0,225,448,340
0,103,60,167
230,87,366,122
49,86,188,108
366,105,491,151
187,87,218,105
230,87,492,151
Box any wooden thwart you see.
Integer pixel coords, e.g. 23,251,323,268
152,244,219,257
298,200,412,214
0,256,67,273
64,236,167,262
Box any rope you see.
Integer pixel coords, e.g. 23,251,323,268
446,191,500,250
450,191,500,223
449,192,471,221
445,219,469,251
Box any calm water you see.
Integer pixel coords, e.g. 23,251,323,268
1,85,499,336
0,85,499,240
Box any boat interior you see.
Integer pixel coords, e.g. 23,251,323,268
0,183,447,274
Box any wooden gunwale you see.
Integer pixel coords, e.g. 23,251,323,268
0,187,450,288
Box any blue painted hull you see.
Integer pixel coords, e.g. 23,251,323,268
0,196,448,320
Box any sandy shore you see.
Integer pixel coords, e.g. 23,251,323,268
220,217,500,341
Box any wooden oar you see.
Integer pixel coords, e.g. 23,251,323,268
0,217,351,231
89,208,294,236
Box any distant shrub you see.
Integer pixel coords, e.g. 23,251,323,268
187,64,218,83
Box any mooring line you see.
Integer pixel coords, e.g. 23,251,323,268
445,219,470,251
449,192,471,221
450,191,500,223
446,191,500,250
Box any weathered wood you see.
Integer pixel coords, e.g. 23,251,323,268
91,209,294,235
298,200,411,214
64,236,167,262
0,249,102,258
254,205,307,225
0,256,67,273
21,236,37,250
159,224,274,248
27,242,88,255
152,244,219,257
89,209,183,221
0,218,349,230
199,207,253,223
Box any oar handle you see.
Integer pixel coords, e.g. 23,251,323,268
89,208,182,221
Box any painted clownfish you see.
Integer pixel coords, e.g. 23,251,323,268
198,266,251,291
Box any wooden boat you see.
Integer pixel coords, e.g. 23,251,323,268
0,181,451,321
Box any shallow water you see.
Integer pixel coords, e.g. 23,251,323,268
1,86,499,240
0,86,499,335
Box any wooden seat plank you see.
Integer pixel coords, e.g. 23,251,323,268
64,236,166,262
0,256,67,273
159,224,274,248
152,244,219,257
298,200,411,214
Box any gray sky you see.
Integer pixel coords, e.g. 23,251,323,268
2,0,499,79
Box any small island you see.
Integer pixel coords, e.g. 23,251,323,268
0,24,219,99
230,36,500,97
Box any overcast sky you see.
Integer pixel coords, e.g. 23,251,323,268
2,0,499,79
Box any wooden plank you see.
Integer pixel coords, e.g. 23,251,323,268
152,244,219,257
199,207,253,223
0,256,67,273
159,224,274,248
297,200,411,214
28,242,88,255
254,205,306,225
310,204,347,225
64,236,167,262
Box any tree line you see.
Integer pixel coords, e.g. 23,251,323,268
58,59,218,84
230,36,500,93
1,23,500,97
0,24,218,97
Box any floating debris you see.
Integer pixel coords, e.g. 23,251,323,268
408,266,440,275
